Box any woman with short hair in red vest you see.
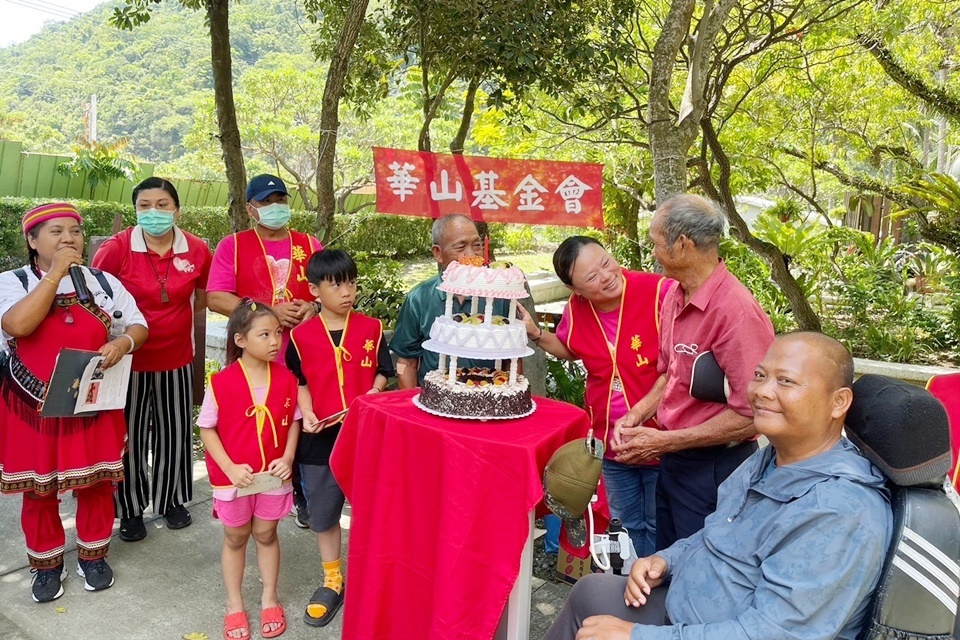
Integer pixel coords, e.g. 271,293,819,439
519,236,671,559
197,300,301,640
0,203,148,603
92,177,212,542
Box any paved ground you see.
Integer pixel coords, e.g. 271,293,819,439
0,461,572,640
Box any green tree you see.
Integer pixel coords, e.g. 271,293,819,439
57,138,140,199
112,0,247,231
303,0,374,241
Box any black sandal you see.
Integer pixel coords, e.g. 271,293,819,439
303,584,345,627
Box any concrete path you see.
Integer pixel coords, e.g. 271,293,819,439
0,462,571,640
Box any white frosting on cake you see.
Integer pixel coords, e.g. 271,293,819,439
437,261,529,299
429,316,528,352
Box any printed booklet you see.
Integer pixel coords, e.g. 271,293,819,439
41,349,132,417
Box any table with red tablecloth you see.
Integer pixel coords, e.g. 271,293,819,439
329,389,591,640
927,373,960,490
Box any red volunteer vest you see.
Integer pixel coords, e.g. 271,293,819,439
564,269,666,438
234,229,314,304
15,296,110,383
206,360,299,488
290,312,383,421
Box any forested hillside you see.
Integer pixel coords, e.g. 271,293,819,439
0,0,315,164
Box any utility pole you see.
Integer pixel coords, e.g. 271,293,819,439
89,93,98,142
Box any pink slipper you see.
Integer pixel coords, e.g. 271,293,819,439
260,604,286,638
223,611,249,640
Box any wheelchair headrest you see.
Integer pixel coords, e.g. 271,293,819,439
846,374,951,487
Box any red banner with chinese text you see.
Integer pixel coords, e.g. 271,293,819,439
373,147,604,228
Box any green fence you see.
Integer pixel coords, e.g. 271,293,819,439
0,139,349,210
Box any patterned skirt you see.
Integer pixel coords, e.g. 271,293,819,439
0,376,126,495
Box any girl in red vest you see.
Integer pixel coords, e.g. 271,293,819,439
287,249,394,627
197,300,301,640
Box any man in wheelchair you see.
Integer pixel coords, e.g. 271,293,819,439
544,331,958,640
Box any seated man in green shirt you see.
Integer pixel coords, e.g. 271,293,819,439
392,214,511,389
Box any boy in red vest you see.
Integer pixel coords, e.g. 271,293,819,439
286,249,395,627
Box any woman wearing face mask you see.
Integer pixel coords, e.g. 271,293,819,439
92,177,212,542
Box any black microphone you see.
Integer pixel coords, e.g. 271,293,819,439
69,265,92,304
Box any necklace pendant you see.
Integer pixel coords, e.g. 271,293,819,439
160,287,169,303
612,376,623,392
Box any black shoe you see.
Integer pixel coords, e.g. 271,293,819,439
77,558,114,592
294,504,310,529
118,515,146,542
303,583,345,627
31,565,66,603
164,505,192,530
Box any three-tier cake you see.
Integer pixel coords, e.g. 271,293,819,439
414,258,535,419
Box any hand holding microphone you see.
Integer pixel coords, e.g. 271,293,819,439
69,265,92,303
48,246,86,299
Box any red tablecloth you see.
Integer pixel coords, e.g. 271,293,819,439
329,389,590,640
927,373,960,490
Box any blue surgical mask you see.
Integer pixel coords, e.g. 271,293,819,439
256,203,291,230
137,209,176,237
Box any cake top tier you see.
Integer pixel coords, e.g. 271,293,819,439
437,258,529,299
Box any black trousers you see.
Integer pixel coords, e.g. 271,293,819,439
542,573,670,640
655,440,757,550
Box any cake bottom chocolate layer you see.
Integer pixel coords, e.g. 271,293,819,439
420,369,532,418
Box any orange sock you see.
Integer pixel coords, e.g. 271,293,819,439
306,559,343,619
323,559,343,593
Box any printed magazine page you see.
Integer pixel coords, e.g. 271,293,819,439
41,349,133,418
75,354,132,413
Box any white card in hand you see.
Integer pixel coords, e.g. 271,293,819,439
236,472,282,497
317,408,348,425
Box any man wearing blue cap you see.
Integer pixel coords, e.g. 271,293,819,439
207,174,322,330
207,173,322,528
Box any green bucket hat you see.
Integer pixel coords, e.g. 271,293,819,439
543,432,604,548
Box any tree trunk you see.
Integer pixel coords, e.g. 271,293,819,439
207,0,247,232
857,34,960,123
446,76,492,259
647,0,737,204
316,0,370,243
702,121,822,331
450,76,479,154
647,0,698,203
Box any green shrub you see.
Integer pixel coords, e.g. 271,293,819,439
353,252,407,330
328,212,433,259
499,225,534,253
545,356,586,408
720,236,796,334
0,197,438,266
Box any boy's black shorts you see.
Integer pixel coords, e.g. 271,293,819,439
299,463,346,533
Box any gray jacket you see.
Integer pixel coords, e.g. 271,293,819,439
636,437,893,640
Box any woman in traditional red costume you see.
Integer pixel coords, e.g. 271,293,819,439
0,203,148,603
519,236,670,559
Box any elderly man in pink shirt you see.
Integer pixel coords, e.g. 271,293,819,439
614,194,774,549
